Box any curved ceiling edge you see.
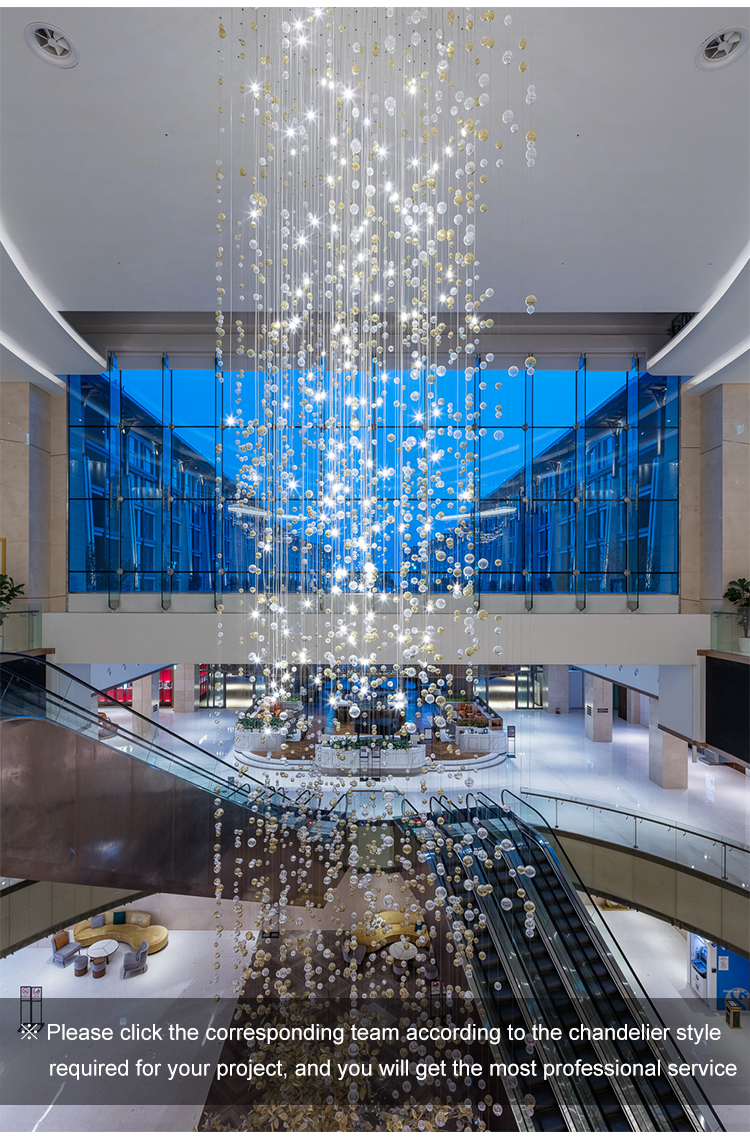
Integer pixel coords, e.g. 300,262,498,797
648,243,750,375
0,216,106,373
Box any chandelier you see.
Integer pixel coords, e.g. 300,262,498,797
210,5,535,766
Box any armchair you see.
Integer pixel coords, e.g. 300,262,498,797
342,940,366,966
122,940,149,979
50,931,81,966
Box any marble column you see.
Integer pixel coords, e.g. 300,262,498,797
648,697,688,788
699,384,750,613
583,674,613,742
543,665,570,714
172,664,199,713
131,672,160,738
0,381,67,614
625,688,641,724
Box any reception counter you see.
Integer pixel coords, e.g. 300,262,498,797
317,742,427,775
235,728,286,753
455,729,507,755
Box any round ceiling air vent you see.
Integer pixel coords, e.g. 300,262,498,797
24,23,79,68
696,27,749,70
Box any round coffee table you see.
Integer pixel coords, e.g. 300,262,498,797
86,938,118,964
390,940,417,961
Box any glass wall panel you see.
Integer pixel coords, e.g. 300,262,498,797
68,365,679,597
480,429,525,497
532,429,576,497
120,370,163,425
532,370,576,426
637,425,679,499
584,427,628,500
172,369,217,426
493,371,526,426
585,371,627,423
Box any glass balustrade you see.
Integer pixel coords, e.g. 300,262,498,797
711,609,750,656
0,608,42,652
518,788,749,891
0,654,295,815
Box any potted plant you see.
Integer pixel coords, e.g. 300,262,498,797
723,578,750,654
0,574,25,652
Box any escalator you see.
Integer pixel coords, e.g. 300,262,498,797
0,655,728,1131
399,798,575,1131
0,652,301,816
477,793,695,1130
0,653,334,902
400,792,722,1133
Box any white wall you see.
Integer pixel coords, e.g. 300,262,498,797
44,612,711,667
59,663,169,691
657,664,698,741
557,663,659,696
580,663,698,741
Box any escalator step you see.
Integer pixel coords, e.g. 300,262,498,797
538,1110,566,1131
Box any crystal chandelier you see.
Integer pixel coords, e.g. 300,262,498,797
211,6,534,765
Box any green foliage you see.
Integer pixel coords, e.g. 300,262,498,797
723,577,750,637
0,575,25,626
329,734,413,751
236,715,284,731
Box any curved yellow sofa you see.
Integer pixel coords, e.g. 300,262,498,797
352,909,428,952
74,909,168,954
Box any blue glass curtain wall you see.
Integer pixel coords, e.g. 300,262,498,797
68,361,679,599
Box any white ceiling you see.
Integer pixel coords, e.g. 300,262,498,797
1,6,748,316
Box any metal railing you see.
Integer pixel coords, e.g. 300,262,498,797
518,787,749,890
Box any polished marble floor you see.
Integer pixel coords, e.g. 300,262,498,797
595,907,749,1132
144,706,749,846
4,903,746,1131
0,929,242,1133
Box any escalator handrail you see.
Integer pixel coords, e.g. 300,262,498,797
0,652,298,810
490,830,654,1131
400,796,424,819
3,708,287,815
429,793,460,818
1,652,266,779
498,788,689,1013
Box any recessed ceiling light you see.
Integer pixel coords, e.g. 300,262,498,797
695,27,748,70
24,23,79,68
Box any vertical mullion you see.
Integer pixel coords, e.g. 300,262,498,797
523,363,533,610
626,357,640,611
161,354,172,610
575,355,586,611
108,355,121,611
